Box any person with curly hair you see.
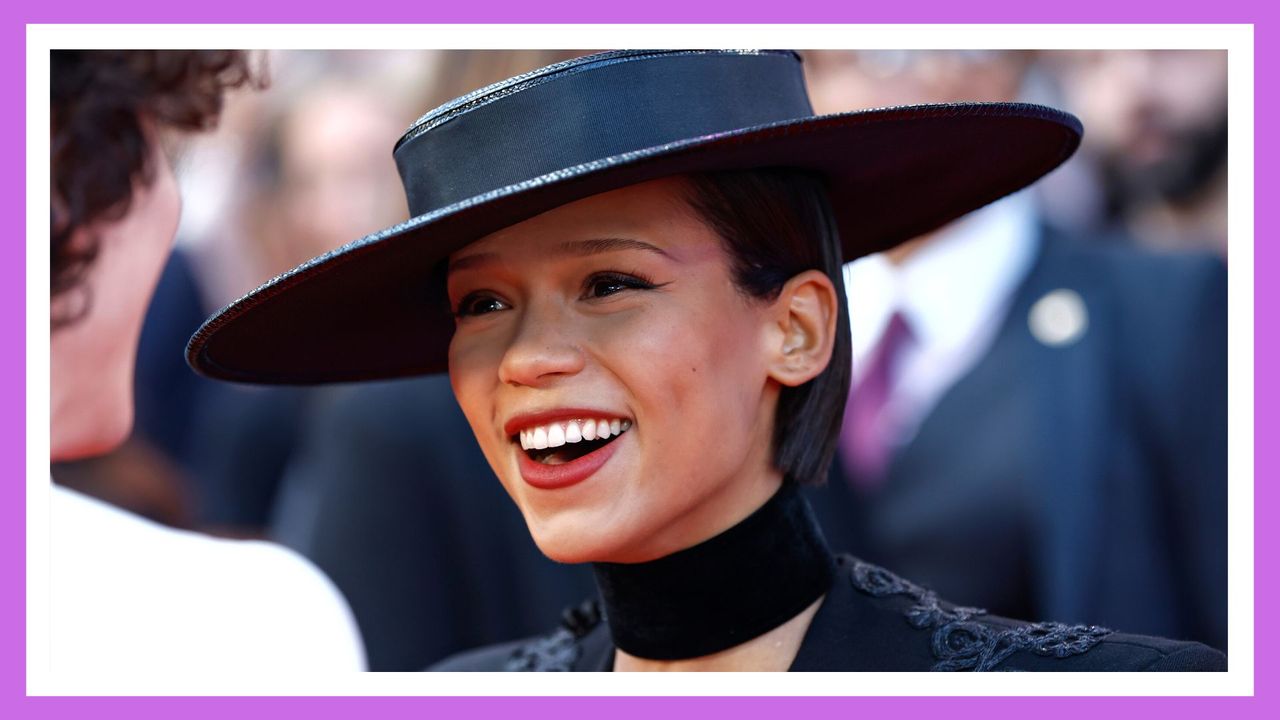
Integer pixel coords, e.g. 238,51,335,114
48,51,365,674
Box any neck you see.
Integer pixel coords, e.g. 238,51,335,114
614,596,824,671
591,481,834,664
50,335,129,463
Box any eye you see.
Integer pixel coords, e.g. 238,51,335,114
582,271,660,300
454,293,509,318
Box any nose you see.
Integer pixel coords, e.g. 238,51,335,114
497,299,586,387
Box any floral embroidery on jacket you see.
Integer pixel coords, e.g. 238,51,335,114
848,558,1112,671
503,599,602,672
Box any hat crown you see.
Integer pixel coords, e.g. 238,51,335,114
393,50,814,218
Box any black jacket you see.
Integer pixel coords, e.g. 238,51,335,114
808,228,1228,650
430,554,1226,671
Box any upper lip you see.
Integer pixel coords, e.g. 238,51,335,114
503,407,632,438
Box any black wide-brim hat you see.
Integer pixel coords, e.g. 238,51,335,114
188,49,1081,384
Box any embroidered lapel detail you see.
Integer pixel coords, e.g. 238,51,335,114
848,559,1111,671
504,600,603,672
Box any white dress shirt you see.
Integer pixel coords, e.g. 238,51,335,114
843,192,1040,448
50,484,367,675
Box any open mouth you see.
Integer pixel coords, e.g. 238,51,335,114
514,418,632,466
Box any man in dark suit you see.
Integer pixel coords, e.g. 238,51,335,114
271,375,597,671
806,211,1227,651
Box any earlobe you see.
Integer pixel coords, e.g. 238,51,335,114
767,270,838,387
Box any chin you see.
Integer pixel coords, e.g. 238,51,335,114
527,523,607,565
525,513,638,565
56,401,133,461
90,395,135,455
52,336,139,461
533,540,600,566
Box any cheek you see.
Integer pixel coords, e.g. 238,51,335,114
448,347,502,478
448,328,517,475
594,297,766,461
155,159,182,239
448,334,498,431
114,159,181,325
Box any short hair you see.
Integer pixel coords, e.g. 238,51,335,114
50,50,257,328
682,168,851,486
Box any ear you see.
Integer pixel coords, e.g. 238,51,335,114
764,269,839,387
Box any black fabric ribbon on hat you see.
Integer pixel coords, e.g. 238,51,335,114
591,481,835,660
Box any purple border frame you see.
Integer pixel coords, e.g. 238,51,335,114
6,2,1272,718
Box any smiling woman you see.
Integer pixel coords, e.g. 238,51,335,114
446,173,841,567
187,49,1226,672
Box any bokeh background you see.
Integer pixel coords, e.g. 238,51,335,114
50,49,1229,670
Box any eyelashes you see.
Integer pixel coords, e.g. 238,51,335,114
453,294,509,318
452,270,669,318
582,270,662,299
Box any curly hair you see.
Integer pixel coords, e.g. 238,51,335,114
50,50,257,328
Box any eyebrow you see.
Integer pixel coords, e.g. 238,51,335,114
448,237,673,274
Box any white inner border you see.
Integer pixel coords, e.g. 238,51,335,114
26,24,1255,697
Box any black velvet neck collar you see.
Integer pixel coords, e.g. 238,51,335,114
591,482,835,660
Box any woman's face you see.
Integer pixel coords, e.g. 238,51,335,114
447,177,787,564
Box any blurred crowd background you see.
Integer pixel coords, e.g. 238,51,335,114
50,49,1229,671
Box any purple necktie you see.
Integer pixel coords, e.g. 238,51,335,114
839,311,914,489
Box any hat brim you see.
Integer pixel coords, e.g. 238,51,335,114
188,101,1080,384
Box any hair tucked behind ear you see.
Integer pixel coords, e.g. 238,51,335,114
683,168,851,486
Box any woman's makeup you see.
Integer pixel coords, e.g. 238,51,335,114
505,409,633,490
448,178,782,563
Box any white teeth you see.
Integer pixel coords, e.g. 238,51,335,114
547,423,565,448
516,417,634,450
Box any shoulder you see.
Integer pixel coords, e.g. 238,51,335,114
429,600,607,672
805,556,1226,672
428,556,1228,673
1035,231,1225,310
1026,234,1226,389
51,486,366,672
210,540,368,669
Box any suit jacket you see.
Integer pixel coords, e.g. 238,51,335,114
271,375,596,671
806,227,1228,650
431,554,1226,671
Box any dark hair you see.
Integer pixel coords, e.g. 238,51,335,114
50,50,257,328
683,168,852,486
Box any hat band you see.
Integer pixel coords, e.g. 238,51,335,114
394,50,815,217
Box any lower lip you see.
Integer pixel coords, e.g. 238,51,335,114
516,433,624,490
